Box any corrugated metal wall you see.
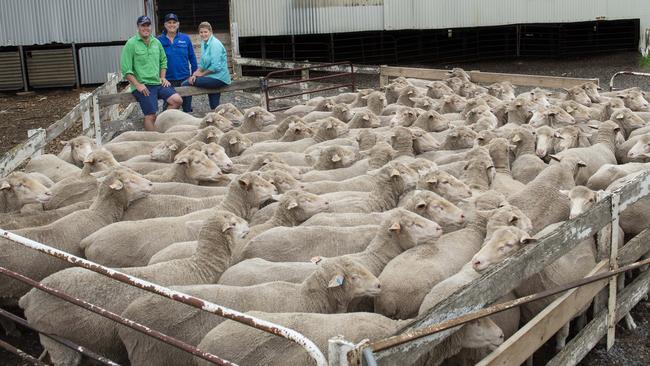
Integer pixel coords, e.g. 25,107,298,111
25,49,76,88
232,0,649,47
0,0,145,46
79,45,124,85
0,51,24,91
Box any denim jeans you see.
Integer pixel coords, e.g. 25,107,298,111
181,77,228,111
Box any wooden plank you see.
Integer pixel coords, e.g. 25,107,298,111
234,57,380,75
26,129,45,157
381,66,450,81
44,96,91,142
374,196,613,364
97,79,261,107
80,93,92,133
548,260,650,365
0,131,46,177
92,94,102,146
606,194,620,349
477,261,608,366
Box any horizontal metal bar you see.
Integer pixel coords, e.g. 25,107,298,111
608,70,650,91
0,266,235,366
0,308,120,366
368,257,650,353
0,337,49,366
234,57,380,74
267,83,354,101
0,229,327,366
267,72,353,89
264,61,353,77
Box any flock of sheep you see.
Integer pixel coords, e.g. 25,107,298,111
0,67,649,365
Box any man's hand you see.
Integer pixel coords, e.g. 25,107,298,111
136,84,150,96
161,78,171,88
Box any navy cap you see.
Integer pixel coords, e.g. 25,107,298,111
164,13,179,22
136,15,152,26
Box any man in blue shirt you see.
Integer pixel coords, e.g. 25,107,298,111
158,13,197,112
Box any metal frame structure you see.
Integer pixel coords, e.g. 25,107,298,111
261,61,356,112
609,70,650,91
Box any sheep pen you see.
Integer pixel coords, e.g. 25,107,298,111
0,65,649,366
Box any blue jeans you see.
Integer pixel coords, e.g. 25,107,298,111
181,77,228,111
163,80,191,112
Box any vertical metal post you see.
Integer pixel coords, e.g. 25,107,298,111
379,65,389,89
18,45,28,92
92,93,103,146
260,78,269,110
26,128,45,157
300,69,310,101
231,22,242,79
607,193,620,349
80,93,92,136
71,43,80,89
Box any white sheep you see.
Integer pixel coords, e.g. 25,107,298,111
0,172,52,213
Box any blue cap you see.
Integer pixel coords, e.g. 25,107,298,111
164,13,179,22
137,15,152,26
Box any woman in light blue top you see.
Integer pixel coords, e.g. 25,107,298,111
181,21,231,111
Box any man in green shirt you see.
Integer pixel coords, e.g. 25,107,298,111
121,15,183,131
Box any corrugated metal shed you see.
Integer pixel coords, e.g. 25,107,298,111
79,45,124,85
0,0,145,46
25,48,76,88
0,51,24,91
233,0,649,46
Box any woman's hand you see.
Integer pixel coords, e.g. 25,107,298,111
189,75,197,85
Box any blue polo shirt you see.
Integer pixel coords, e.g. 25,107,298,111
157,31,198,81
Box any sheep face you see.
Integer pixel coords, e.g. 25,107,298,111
202,143,234,173
560,101,591,123
197,126,224,144
471,226,535,272
610,108,646,135
411,127,441,153
476,130,499,147
427,81,454,99
445,127,478,149
321,257,381,302
554,126,586,153
238,173,278,207
626,135,650,160
581,82,602,103
617,89,649,112
465,104,491,124
219,211,250,240
397,86,420,107
385,208,443,249
62,136,96,164
507,98,535,122
349,112,381,129
332,104,353,122
529,88,552,108
407,191,465,228
108,167,153,203
487,204,534,236
281,121,313,142
461,318,505,351
564,86,592,106
448,68,471,82
275,190,329,222
317,118,349,140
321,146,358,169
215,103,245,125
412,111,449,132
420,170,472,202
175,150,223,182
1,172,52,206
535,126,555,158
259,162,303,180
83,149,120,172
463,154,496,190
560,186,597,219
445,77,464,93
440,94,467,113
245,106,276,126
219,131,253,156
411,96,435,111
529,106,575,128
391,107,418,127
150,139,183,162
260,170,300,193
201,112,234,132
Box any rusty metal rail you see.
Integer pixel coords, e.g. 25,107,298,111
0,308,121,366
0,229,328,366
368,256,650,353
0,266,236,366
0,337,49,366
261,61,355,112
608,70,650,91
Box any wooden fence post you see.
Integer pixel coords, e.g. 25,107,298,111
379,65,389,88
106,73,119,121
594,190,611,315
606,193,620,349
301,69,310,101
26,129,45,157
328,336,361,366
80,93,92,137
92,94,103,146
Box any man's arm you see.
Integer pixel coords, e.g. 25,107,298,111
121,43,149,96
187,35,198,74
126,74,149,96
159,42,170,87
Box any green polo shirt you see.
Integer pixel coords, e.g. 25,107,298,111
121,34,167,90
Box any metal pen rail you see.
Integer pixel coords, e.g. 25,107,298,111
261,61,356,112
0,229,328,366
608,70,650,91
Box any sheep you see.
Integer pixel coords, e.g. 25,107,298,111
351,91,386,115
417,168,472,204
348,110,382,129
510,126,548,183
308,145,359,170
487,81,516,101
118,257,380,366
214,129,252,157
563,85,593,106
440,126,478,150
438,94,467,113
0,172,52,213
534,125,556,158
259,169,302,193
0,168,152,305
244,115,301,143
190,142,234,173
214,102,245,125
411,110,450,132
154,109,228,132
24,154,81,183
258,161,306,180
395,85,422,107
425,80,454,99
238,106,276,133
120,194,222,221
357,129,379,150
195,311,503,366
103,141,165,161
300,174,376,195
184,125,224,144
607,171,650,236
580,81,603,103
616,133,650,163
554,125,592,153
57,135,96,167
529,105,576,128
109,129,197,143
506,97,534,125
303,103,353,123
0,201,91,230
387,106,419,127
150,182,227,197
83,172,276,267
20,210,248,365
549,120,620,185
486,138,526,197
143,149,223,184
218,258,318,286
241,117,350,155
560,100,605,123
147,138,187,162
348,88,376,107
284,98,333,116
586,162,650,190
616,88,650,111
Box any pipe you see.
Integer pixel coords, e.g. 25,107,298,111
0,266,235,366
608,70,650,91
369,257,650,352
0,229,328,366
0,308,121,366
362,347,379,366
0,338,49,366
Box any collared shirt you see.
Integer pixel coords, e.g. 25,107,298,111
200,34,231,85
120,34,167,90
158,31,197,81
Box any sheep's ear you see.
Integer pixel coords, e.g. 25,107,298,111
362,114,370,121
83,156,95,164
286,199,298,210
60,140,70,146
577,160,587,168
108,179,124,191
238,177,251,190
229,137,238,145
204,115,214,123
520,236,536,245
549,154,561,162
331,154,341,162
0,181,11,190
509,214,519,224
216,109,225,115
169,143,178,151
565,106,574,113
559,189,570,197
246,110,256,118
553,131,563,138
388,222,401,232
221,222,233,232
175,155,190,164
325,121,334,129
328,274,345,288
310,256,323,264
448,131,459,138
511,134,522,143
390,168,401,177
426,177,438,185
416,200,427,209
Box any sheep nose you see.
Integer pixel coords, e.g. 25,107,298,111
460,214,465,220
472,260,481,269
45,191,53,196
